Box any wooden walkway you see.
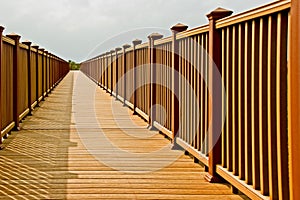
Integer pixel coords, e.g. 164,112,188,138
0,72,248,199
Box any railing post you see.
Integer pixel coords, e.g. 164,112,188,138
170,23,188,141
105,52,110,91
49,53,52,90
32,45,39,106
148,33,163,129
132,39,142,114
40,48,45,101
289,0,300,199
22,40,33,115
110,50,115,96
205,8,232,183
98,55,102,88
0,26,4,146
7,33,21,131
49,53,53,91
115,47,122,100
101,54,105,89
97,57,101,86
122,44,131,106
44,51,49,96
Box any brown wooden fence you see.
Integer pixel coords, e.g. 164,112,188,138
0,27,69,145
81,1,298,199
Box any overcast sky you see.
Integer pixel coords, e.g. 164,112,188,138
0,0,272,62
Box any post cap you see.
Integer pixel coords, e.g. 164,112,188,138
110,50,115,53
7,32,21,40
39,48,45,51
32,44,39,49
0,26,5,33
106,52,111,55
132,39,142,46
171,23,188,33
123,44,131,49
22,40,32,46
148,33,163,40
115,47,122,52
206,7,233,20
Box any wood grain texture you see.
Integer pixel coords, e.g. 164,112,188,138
0,72,248,199
289,0,300,199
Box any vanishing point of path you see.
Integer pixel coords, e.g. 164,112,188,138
0,71,248,199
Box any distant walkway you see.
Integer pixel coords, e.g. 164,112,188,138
0,71,248,199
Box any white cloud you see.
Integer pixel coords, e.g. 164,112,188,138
0,0,272,62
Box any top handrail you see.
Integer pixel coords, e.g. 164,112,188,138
216,0,291,29
2,36,15,45
176,24,209,40
154,36,172,46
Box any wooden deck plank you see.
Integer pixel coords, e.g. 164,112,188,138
0,72,249,199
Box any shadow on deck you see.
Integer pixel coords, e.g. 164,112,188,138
0,71,249,199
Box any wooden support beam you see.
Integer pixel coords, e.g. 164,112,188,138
205,7,232,183
22,40,33,115
171,23,188,141
7,33,21,131
32,45,40,107
110,50,115,96
289,0,300,199
0,26,4,146
148,33,163,129
122,44,131,105
40,48,45,101
115,47,122,100
132,39,142,113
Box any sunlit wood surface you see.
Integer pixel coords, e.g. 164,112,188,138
0,71,248,199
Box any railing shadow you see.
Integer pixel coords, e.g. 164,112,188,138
0,72,77,199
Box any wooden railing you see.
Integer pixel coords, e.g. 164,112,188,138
0,26,69,144
81,1,297,199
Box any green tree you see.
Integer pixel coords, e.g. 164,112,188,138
69,60,80,70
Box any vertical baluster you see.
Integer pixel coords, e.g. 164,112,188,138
226,26,233,172
267,14,279,200
221,28,226,168
232,25,239,176
0,26,4,146
276,12,289,200
238,23,245,180
200,34,204,154
251,19,260,190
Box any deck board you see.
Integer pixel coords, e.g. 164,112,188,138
0,71,249,199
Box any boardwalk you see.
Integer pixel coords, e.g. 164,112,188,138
0,72,248,199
